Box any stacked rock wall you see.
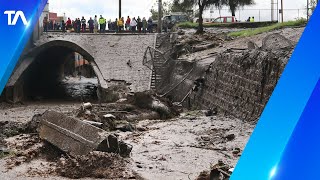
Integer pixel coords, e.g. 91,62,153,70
193,49,292,121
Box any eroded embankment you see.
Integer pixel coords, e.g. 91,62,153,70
159,33,294,121
193,49,291,121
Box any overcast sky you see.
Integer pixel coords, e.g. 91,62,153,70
49,0,310,22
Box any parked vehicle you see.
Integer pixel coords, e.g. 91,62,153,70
152,13,189,32
210,16,237,23
193,18,215,23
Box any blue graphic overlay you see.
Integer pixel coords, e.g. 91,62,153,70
273,79,320,180
0,0,48,94
231,5,320,180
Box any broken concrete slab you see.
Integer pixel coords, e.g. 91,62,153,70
39,111,132,157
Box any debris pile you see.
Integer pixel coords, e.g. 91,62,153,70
196,160,233,180
172,32,225,58
0,121,26,139
0,110,135,178
131,92,179,119
3,134,139,179
75,92,179,132
0,91,179,178
56,151,137,179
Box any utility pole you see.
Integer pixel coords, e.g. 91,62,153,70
277,0,279,22
119,0,121,19
271,0,274,21
158,0,163,33
281,0,284,22
307,0,309,21
271,0,278,22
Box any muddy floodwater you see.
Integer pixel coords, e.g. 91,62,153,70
59,77,98,101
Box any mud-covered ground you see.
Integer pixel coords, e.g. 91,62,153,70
122,113,253,179
179,27,304,65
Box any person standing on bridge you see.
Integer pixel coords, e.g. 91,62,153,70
115,18,118,32
48,20,53,30
130,17,137,32
117,17,124,33
76,18,81,33
88,17,94,33
72,19,76,32
48,20,51,30
125,16,131,31
66,18,72,30
108,19,112,31
81,16,87,33
142,17,147,33
137,16,142,32
147,17,153,33
43,16,48,32
61,20,66,32
99,15,106,33
94,15,98,33
53,20,57,30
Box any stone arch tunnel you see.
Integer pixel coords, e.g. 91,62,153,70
5,40,102,101
3,34,155,103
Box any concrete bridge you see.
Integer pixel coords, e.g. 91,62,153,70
4,33,157,102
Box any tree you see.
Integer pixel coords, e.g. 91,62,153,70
150,1,173,20
224,0,254,17
197,0,221,33
150,8,159,20
309,0,317,15
171,0,195,19
177,0,220,34
171,0,194,12
177,0,254,33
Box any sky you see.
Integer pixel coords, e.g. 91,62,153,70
49,0,310,22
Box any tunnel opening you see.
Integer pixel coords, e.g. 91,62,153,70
22,44,98,102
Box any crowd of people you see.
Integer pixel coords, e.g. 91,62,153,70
42,17,65,32
43,15,155,33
